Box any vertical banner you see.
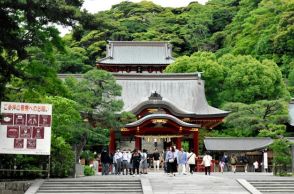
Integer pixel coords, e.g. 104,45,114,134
0,102,52,155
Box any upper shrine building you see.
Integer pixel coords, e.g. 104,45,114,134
96,41,229,154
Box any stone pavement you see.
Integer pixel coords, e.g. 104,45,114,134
143,172,249,194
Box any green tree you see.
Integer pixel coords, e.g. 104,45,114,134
165,52,225,106
65,69,123,127
50,136,75,177
0,0,83,101
219,99,289,137
219,54,289,103
217,0,294,76
5,47,69,102
270,138,292,176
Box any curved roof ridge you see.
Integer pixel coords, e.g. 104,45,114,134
126,114,200,128
124,97,194,115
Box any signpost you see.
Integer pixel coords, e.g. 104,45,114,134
0,102,52,177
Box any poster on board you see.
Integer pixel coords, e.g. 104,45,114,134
0,102,52,155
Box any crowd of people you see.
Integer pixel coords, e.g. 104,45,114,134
96,147,261,176
98,146,198,176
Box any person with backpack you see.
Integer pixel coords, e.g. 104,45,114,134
230,154,237,173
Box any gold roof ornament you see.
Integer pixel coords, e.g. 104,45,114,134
152,119,167,124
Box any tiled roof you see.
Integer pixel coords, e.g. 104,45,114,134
97,41,174,65
204,137,273,151
114,73,229,117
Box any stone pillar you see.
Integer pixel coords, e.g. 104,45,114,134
176,137,182,150
193,130,199,156
135,136,141,150
109,129,116,154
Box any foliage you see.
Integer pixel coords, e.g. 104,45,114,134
270,138,292,176
65,69,123,128
84,165,95,176
218,0,294,76
220,99,288,137
5,47,69,102
80,150,95,165
50,136,75,178
220,55,289,103
181,141,189,152
0,0,84,101
165,52,289,105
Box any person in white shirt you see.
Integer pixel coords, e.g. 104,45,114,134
127,149,133,175
187,150,197,174
114,149,122,175
122,149,129,175
253,160,259,172
202,152,212,175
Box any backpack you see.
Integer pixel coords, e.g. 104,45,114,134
230,157,236,164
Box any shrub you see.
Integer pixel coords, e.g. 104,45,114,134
84,165,95,176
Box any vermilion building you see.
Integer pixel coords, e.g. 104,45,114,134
97,41,229,154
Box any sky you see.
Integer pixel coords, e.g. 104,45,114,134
58,0,208,35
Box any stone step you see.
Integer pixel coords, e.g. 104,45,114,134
37,178,143,194
40,186,142,190
46,180,140,182
44,181,140,185
247,180,294,193
37,192,142,194
37,189,142,193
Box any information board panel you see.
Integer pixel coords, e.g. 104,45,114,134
0,102,52,155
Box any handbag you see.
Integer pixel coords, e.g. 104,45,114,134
168,158,174,163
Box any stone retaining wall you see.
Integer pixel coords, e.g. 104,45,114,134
0,181,32,194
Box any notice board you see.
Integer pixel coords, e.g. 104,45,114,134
0,102,52,155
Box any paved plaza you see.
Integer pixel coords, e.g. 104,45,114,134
25,171,294,194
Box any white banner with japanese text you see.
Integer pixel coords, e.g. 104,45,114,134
0,102,52,155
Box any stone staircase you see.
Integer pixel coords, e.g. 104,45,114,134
36,178,143,194
247,179,294,194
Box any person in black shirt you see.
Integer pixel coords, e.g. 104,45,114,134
101,149,111,175
153,148,160,171
131,149,141,176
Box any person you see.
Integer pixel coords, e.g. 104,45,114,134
93,157,99,175
187,150,196,174
219,158,225,174
177,148,187,175
122,149,129,175
163,148,168,173
154,138,158,148
253,160,259,172
140,149,148,174
202,152,212,175
230,154,237,173
114,149,122,175
221,154,229,172
127,149,133,175
241,154,249,173
166,146,177,176
153,149,160,171
101,149,111,175
131,149,141,176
